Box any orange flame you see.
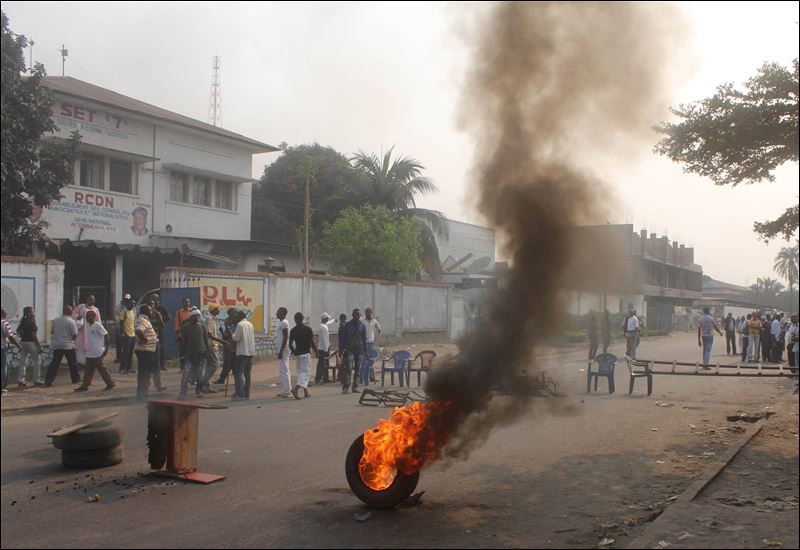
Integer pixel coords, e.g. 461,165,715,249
359,401,451,491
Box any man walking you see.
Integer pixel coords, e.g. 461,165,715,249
314,313,333,384
147,294,170,372
73,295,101,366
275,307,292,398
724,312,737,355
697,307,723,365
17,306,43,387
199,303,226,394
342,308,367,394
289,312,318,399
134,304,159,401
73,310,115,392
45,305,81,386
623,309,640,359
174,297,193,372
771,313,783,362
179,309,208,399
232,310,255,400
740,314,751,363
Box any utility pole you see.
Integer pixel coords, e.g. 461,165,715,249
304,175,310,275
208,55,221,127
59,44,67,76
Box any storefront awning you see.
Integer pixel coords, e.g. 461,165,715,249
47,239,179,255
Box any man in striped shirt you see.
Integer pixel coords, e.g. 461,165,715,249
1,308,20,394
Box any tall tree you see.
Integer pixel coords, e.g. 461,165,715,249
251,143,362,260
320,204,422,281
350,147,448,278
1,11,79,255
655,59,799,242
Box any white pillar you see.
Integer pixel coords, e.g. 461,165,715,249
111,254,124,307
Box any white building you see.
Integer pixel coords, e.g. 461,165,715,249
36,77,278,317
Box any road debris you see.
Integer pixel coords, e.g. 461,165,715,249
87,494,100,503
655,401,673,407
597,537,615,547
762,539,783,547
354,512,372,523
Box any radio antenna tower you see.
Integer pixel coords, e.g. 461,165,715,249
208,55,222,127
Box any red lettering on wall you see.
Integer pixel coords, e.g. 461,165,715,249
73,107,86,121
221,287,236,306
60,104,72,117
202,286,218,305
75,192,84,204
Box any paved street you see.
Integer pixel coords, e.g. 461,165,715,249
1,332,797,548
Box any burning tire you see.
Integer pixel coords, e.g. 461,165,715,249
345,434,419,509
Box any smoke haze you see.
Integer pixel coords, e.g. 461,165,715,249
423,2,686,461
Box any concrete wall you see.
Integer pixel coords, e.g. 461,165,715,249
162,267,452,355
1,257,65,344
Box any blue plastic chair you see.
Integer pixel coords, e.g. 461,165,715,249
381,350,412,387
587,353,616,394
360,349,379,385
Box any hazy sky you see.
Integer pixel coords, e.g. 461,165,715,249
3,1,798,287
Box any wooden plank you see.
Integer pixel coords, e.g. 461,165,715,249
170,407,199,473
47,412,120,438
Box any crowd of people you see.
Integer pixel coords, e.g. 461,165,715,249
1,294,387,403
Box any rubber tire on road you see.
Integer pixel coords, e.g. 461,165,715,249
61,445,124,469
345,434,420,509
52,425,122,452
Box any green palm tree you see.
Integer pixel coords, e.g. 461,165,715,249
774,245,798,292
350,147,448,278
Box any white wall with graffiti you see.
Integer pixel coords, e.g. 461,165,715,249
0,257,65,344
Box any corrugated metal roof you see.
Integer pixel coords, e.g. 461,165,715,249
41,77,279,153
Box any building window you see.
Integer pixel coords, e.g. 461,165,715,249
169,171,189,203
79,154,104,189
109,159,133,194
192,176,211,207
215,181,233,210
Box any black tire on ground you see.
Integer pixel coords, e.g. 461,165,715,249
52,425,123,452
345,434,420,509
61,445,124,469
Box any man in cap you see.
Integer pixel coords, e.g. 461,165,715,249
199,303,227,394
314,313,334,385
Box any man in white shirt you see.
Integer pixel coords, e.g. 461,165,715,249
362,308,381,383
624,309,640,359
771,313,783,362
232,310,255,400
275,307,291,398
314,313,334,384
74,310,115,391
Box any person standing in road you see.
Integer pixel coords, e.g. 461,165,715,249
601,310,611,354
724,312,737,356
232,310,256,400
214,307,238,385
588,314,599,360
1,308,20,394
73,295,101,366
623,309,640,359
314,313,333,384
134,304,159,401
148,294,170,372
787,313,799,376
17,307,43,387
342,308,367,394
73,310,115,392
199,303,226,394
771,313,783,362
697,307,723,366
362,308,381,383
118,298,137,374
45,305,80,386
739,314,751,363
179,309,208,399
275,307,292,398
289,312,318,399
747,312,762,362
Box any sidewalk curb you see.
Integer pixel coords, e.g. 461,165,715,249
624,423,765,548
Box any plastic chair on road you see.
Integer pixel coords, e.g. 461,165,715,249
407,350,437,387
587,353,616,394
381,350,412,387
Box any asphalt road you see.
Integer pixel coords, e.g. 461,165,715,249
1,333,796,548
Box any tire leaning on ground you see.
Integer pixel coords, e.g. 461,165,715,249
345,434,420,509
52,425,123,452
61,445,125,469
